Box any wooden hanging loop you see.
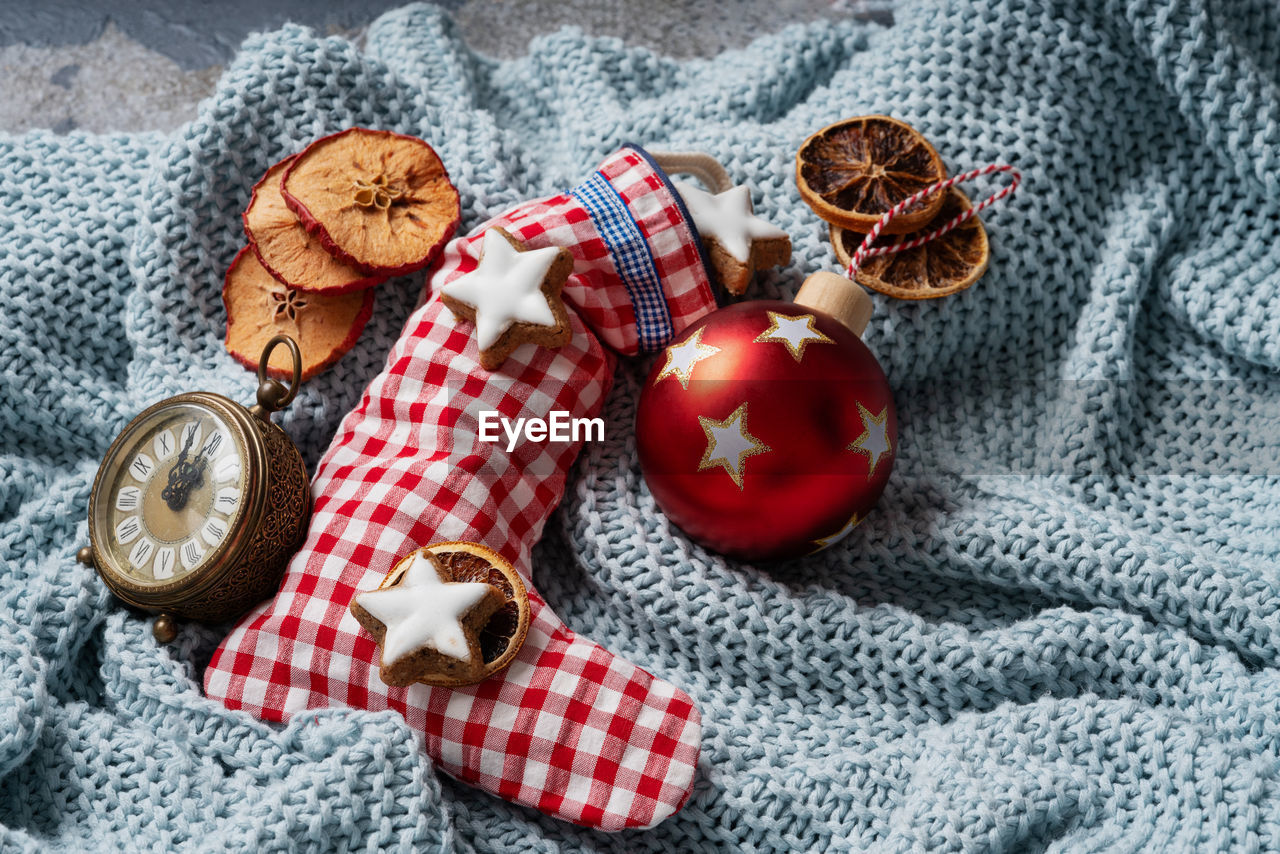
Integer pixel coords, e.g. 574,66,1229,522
649,151,733,194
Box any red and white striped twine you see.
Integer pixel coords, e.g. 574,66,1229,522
845,164,1021,279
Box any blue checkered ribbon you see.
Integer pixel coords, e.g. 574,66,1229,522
569,171,673,351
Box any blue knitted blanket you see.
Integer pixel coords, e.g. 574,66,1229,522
4,1,1280,850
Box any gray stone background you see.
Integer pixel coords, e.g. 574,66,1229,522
0,1,893,134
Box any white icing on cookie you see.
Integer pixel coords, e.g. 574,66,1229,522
355,552,493,665
441,229,564,350
674,181,788,264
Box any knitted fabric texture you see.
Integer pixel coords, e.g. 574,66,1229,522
3,1,1280,850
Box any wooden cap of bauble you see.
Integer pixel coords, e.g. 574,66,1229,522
793,272,873,338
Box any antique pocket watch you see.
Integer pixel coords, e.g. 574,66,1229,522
78,336,312,642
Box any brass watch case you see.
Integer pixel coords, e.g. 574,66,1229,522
87,391,311,625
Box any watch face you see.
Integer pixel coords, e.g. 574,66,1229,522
93,400,247,587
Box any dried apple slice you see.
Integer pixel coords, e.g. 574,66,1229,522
243,156,385,294
281,128,460,277
223,246,374,381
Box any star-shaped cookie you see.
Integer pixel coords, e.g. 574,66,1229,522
350,550,505,687
675,181,792,295
440,227,574,370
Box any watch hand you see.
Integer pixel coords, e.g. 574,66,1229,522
169,426,197,476
190,454,207,490
161,461,200,511
178,424,197,458
161,425,202,511
197,430,223,463
187,431,223,491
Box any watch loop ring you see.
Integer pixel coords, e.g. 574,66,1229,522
255,335,302,414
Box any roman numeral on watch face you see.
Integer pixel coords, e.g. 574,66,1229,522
214,487,240,513
116,486,141,512
153,547,176,580
153,429,175,461
129,454,154,481
181,539,206,571
115,515,141,545
214,456,241,483
201,518,227,546
181,421,203,452
128,537,155,569
202,431,223,458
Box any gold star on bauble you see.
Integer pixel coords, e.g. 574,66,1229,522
810,511,863,553
848,402,892,478
753,311,833,363
698,402,771,489
655,328,720,389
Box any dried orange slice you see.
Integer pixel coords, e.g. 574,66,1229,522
830,187,989,300
281,128,460,277
797,115,946,235
222,246,374,380
243,156,384,294
407,541,531,682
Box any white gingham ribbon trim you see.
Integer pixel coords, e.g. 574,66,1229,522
844,164,1021,279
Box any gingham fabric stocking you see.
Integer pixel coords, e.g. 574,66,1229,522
206,147,716,830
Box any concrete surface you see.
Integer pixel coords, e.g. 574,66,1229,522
0,0,893,135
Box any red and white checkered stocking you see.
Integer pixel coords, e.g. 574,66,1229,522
207,147,716,830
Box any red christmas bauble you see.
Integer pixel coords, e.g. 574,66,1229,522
636,299,896,561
